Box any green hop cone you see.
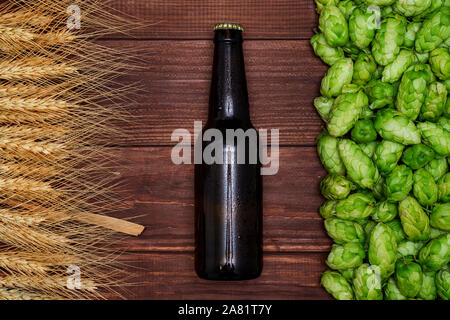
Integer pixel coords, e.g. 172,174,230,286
402,144,436,170
320,200,337,219
417,122,450,156
404,22,422,48
414,51,430,64
436,266,450,300
399,196,431,241
386,219,407,242
324,218,366,244
413,0,445,21
415,7,450,53
321,58,354,98
336,192,376,221
429,48,450,80
438,173,450,202
372,201,398,223
342,40,361,60
338,0,357,20
430,226,447,239
418,271,437,300
327,90,368,136
374,108,421,145
365,80,395,110
320,174,353,200
395,260,423,298
381,5,394,16
359,141,378,158
385,165,414,202
374,140,405,176
311,33,345,67
319,6,349,47
397,240,424,259
314,0,339,13
439,116,450,131
419,234,450,271
430,203,450,231
360,105,375,120
373,176,386,200
317,133,346,175
420,81,448,121
364,0,396,5
396,64,431,120
382,49,415,83
363,220,376,250
348,7,378,50
438,172,450,202
368,223,398,279
394,0,432,17
353,53,377,85
314,96,334,122
413,168,439,206
385,277,408,300
326,242,366,270
338,139,380,189
424,157,448,181
339,268,355,282
351,120,377,143
321,270,354,300
372,15,406,66
353,264,384,300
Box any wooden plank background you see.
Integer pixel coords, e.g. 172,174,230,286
107,0,332,299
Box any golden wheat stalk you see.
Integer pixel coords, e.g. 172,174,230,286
0,161,60,180
0,276,98,296
0,253,49,275
0,288,55,300
0,96,72,113
0,210,46,226
0,137,64,157
0,3,54,28
0,57,78,81
0,223,68,252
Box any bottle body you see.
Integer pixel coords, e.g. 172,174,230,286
194,26,263,280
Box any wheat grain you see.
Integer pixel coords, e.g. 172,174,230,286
0,177,60,203
0,210,46,226
0,223,68,252
0,7,54,28
0,288,55,300
0,161,59,179
0,96,71,113
0,276,97,293
0,253,48,274
0,58,78,81
0,137,64,156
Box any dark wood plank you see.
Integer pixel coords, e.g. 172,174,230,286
108,0,317,40
111,146,331,253
120,252,330,300
105,40,326,146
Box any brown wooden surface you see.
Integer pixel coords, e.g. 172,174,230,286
108,0,332,299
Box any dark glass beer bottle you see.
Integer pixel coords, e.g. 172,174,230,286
195,23,262,280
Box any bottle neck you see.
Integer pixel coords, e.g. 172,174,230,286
209,29,250,122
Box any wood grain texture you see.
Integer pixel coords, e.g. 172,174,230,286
103,40,327,146
113,147,330,253
120,253,330,300
108,0,317,40
99,0,332,300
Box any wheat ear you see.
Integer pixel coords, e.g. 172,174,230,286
0,57,78,81
0,288,55,300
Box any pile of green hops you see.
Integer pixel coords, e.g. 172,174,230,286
312,0,450,300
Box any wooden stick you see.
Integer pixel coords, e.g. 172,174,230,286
3,199,145,236
77,213,145,237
